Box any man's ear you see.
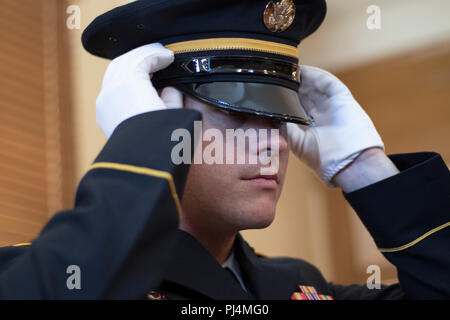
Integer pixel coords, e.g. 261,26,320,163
160,87,183,109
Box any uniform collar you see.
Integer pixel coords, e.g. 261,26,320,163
234,233,300,299
222,250,248,293
162,230,300,300
162,230,253,300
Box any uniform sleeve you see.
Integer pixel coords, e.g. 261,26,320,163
0,109,201,299
332,152,450,299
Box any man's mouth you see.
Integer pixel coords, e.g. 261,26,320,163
241,174,279,189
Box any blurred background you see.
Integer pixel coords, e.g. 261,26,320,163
0,0,449,286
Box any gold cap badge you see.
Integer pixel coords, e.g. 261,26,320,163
264,0,296,33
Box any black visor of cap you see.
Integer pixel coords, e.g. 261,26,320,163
176,81,314,125
153,54,314,125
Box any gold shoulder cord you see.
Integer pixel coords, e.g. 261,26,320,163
379,222,450,253
89,162,182,219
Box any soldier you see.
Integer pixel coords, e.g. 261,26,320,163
0,0,449,299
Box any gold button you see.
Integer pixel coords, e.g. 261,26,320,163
264,0,296,33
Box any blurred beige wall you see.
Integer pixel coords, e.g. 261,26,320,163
67,0,450,283
301,0,450,72
67,0,118,183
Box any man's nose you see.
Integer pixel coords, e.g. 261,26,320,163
245,117,288,154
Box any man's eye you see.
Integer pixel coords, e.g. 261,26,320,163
218,108,232,116
272,119,284,127
218,108,245,118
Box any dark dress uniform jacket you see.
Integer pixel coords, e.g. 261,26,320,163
0,110,449,299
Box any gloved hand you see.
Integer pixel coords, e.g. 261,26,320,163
287,66,384,188
96,43,183,138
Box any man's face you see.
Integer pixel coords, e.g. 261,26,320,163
181,95,290,236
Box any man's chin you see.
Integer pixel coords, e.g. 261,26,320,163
234,205,276,231
245,218,274,230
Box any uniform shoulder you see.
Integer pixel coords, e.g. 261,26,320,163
255,252,325,280
0,243,31,271
253,251,331,295
237,235,326,280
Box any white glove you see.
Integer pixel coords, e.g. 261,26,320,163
287,66,384,188
96,43,183,138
